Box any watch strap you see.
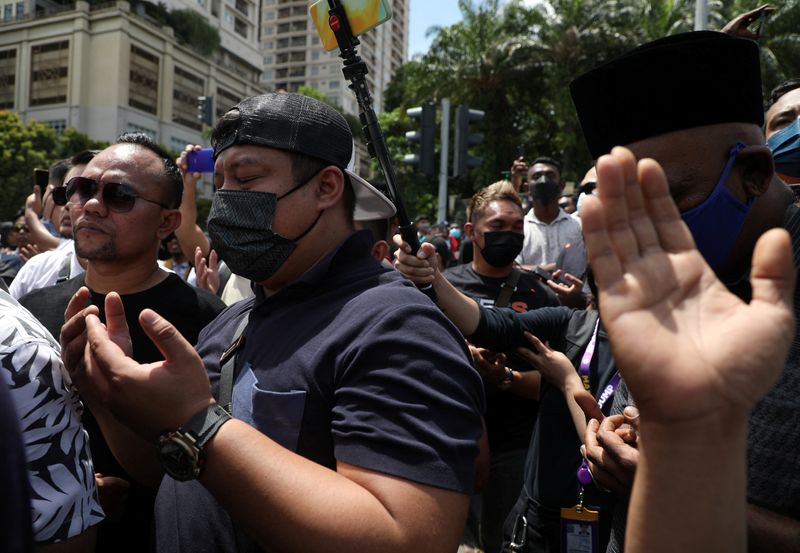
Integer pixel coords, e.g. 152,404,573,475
182,403,232,449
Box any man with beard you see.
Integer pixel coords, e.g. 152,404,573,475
516,157,584,275
20,133,225,553
443,180,558,553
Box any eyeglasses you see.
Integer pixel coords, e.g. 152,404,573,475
65,176,170,213
52,186,68,206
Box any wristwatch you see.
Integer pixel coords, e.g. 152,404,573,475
498,367,515,391
158,403,232,481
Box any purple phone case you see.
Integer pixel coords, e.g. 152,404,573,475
187,148,215,173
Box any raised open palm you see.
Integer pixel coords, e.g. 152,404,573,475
581,147,795,423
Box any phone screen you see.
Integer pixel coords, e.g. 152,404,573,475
187,148,215,173
310,0,393,51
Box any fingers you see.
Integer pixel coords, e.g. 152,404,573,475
392,235,437,284
749,228,795,309
104,293,132,355
64,287,92,322
523,331,548,353
637,158,695,253
138,309,196,365
594,150,639,263
208,249,218,272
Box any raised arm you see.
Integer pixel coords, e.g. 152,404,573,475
581,147,795,553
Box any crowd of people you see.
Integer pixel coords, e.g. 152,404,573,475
2,19,800,553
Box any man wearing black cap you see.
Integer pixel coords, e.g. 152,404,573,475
570,31,800,551
62,93,485,552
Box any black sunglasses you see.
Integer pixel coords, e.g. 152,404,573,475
64,176,170,213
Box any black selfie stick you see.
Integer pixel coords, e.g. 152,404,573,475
325,0,437,301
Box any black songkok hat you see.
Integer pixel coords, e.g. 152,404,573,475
570,31,764,159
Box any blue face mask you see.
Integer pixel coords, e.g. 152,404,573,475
449,228,461,239
767,117,800,178
680,142,751,271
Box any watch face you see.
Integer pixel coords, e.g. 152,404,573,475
159,435,201,481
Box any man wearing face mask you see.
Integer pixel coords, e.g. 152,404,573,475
441,180,558,553
569,32,800,552
516,157,584,275
765,79,800,187
61,93,485,553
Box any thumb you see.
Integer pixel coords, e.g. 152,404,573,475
574,389,604,423
139,309,195,365
209,249,218,271
418,242,437,260
750,228,795,309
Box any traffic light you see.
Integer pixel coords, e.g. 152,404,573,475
403,101,436,177
453,104,484,177
197,95,214,127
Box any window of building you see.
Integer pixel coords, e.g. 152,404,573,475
0,49,16,109
15,1,23,19
264,55,273,65
234,0,248,16
211,0,220,16
127,123,157,140
170,136,189,153
172,66,204,131
291,36,305,47
30,40,69,106
45,119,67,133
234,17,247,38
310,66,318,76
216,87,240,118
329,80,339,88
328,95,338,105
129,45,159,115
197,0,206,7
311,51,319,60
3,5,12,22
265,10,274,20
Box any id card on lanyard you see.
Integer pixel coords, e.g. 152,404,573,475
560,320,619,553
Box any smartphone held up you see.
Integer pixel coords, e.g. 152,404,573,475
310,0,392,51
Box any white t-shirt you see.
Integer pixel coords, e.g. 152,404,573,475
516,208,584,267
9,239,84,299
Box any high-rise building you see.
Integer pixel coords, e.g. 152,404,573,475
0,0,265,197
260,0,408,118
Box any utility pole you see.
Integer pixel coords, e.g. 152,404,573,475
694,0,708,30
437,98,450,224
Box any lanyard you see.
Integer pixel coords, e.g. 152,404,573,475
576,319,620,487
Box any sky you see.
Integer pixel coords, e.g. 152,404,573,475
408,0,539,57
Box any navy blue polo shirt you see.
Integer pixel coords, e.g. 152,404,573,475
155,230,485,553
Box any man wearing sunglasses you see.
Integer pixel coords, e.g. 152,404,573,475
20,132,226,553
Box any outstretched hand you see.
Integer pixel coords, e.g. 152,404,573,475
79,294,214,441
195,247,220,294
581,147,795,424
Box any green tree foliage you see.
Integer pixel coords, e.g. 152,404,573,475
386,0,800,220
0,112,107,221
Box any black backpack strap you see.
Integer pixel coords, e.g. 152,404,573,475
55,252,73,284
495,269,521,308
217,312,251,414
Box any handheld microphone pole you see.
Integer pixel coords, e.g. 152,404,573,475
325,0,437,301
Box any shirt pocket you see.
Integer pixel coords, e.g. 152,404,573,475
232,365,307,452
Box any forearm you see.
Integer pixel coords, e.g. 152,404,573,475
748,504,800,553
201,419,467,553
562,374,589,439
626,414,749,553
431,271,481,335
176,185,209,260
24,208,59,250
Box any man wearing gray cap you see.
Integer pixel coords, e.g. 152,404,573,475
61,92,485,553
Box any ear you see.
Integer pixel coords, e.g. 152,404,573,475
734,145,775,200
315,166,346,210
464,221,475,241
156,210,182,241
370,240,389,262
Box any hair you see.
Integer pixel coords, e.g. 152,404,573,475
48,159,72,186
115,132,183,209
71,149,100,167
467,180,522,224
531,156,562,173
767,79,800,110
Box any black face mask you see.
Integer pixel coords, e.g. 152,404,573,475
530,176,561,204
479,231,524,267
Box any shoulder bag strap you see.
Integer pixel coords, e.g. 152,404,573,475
494,268,521,308
217,311,251,414
55,252,73,284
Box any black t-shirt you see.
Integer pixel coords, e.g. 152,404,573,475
472,306,616,516
20,272,225,553
443,263,559,452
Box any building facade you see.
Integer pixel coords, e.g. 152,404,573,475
0,0,264,197
260,0,408,117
